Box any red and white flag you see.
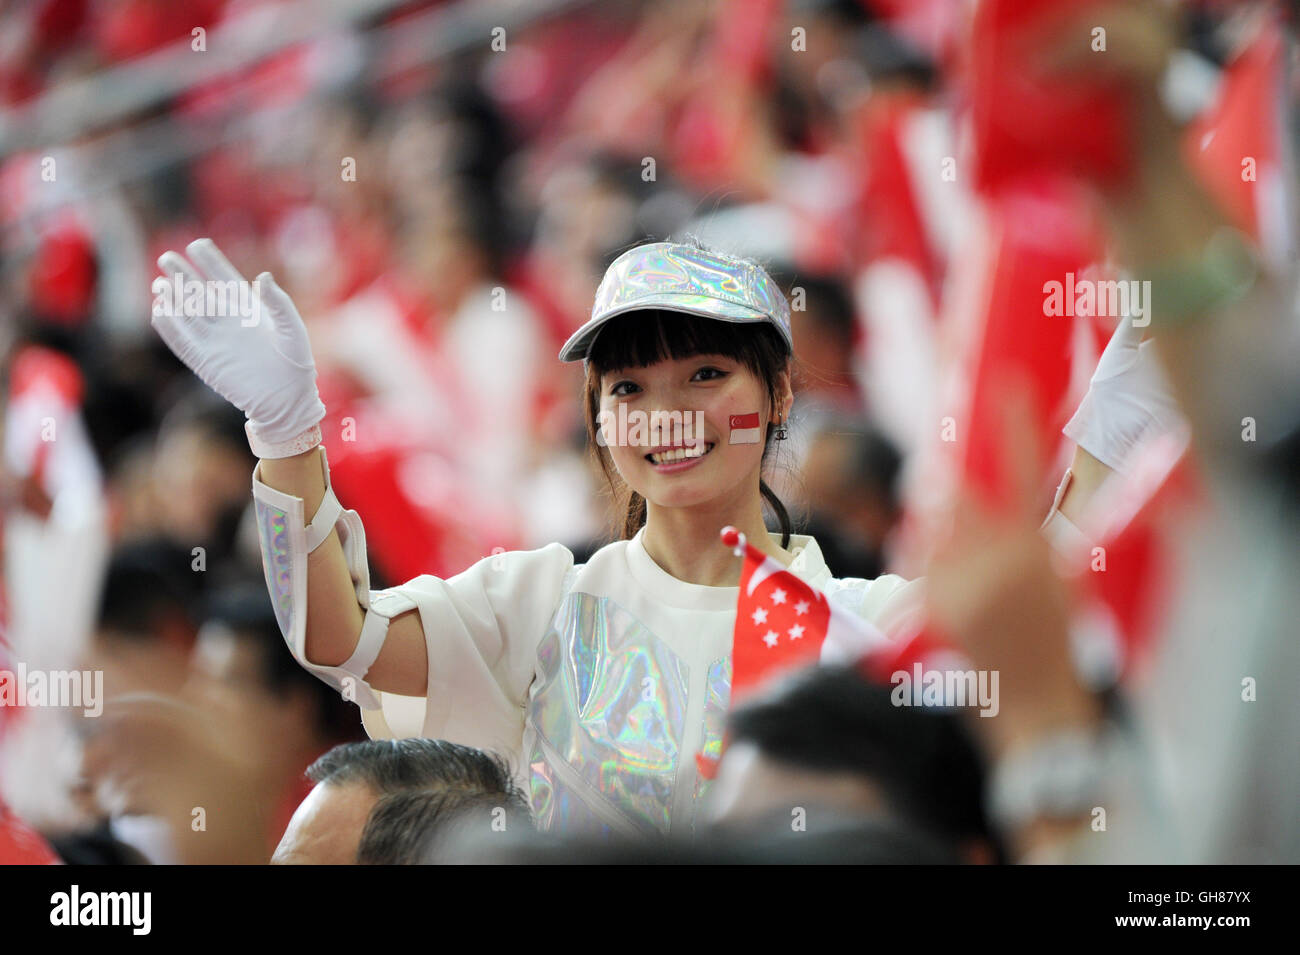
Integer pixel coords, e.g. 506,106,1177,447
697,526,886,777
723,525,886,695
728,413,761,445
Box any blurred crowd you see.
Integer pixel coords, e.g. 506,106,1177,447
1,0,1298,864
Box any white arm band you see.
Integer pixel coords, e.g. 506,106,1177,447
252,446,417,710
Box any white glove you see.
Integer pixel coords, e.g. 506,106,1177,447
151,238,326,457
1063,316,1185,474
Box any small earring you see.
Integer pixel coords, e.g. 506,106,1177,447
775,416,788,441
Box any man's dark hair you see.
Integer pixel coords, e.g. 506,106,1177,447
727,665,1003,858
203,581,363,745
307,738,528,805
307,738,531,864
96,537,202,641
839,422,903,513
785,273,856,346
158,388,256,466
356,788,532,864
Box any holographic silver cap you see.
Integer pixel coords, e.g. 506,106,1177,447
558,241,793,363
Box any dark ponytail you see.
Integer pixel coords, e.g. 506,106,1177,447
760,478,792,550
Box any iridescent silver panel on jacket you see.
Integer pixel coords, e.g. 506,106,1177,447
528,593,694,836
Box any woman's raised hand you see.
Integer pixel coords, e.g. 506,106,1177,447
151,238,325,455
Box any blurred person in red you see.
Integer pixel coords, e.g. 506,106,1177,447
310,185,548,574
307,80,548,566
923,0,1300,863
3,233,109,675
0,261,112,840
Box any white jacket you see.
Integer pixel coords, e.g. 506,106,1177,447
359,528,924,838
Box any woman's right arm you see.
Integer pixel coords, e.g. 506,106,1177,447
151,238,427,699
257,447,428,698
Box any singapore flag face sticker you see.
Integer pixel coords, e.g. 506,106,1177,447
729,412,761,444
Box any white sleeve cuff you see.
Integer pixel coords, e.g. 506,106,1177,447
246,421,322,459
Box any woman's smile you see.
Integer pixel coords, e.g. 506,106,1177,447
645,440,716,471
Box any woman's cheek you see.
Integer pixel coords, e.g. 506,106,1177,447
607,439,652,492
708,391,768,450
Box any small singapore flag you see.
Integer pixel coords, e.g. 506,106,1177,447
728,412,761,444
696,525,886,778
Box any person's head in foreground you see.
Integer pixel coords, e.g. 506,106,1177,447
704,665,1005,864
564,240,797,549
356,788,533,864
272,738,531,864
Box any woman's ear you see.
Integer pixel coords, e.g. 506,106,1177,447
774,365,794,423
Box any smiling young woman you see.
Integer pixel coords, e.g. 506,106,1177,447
150,236,934,837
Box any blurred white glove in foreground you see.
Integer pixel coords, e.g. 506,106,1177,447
1064,316,1186,474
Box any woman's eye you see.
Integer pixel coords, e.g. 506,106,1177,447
692,367,726,382
609,381,639,397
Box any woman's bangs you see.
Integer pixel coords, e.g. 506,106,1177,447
587,310,753,372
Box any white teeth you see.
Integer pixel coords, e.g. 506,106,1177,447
649,443,712,465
